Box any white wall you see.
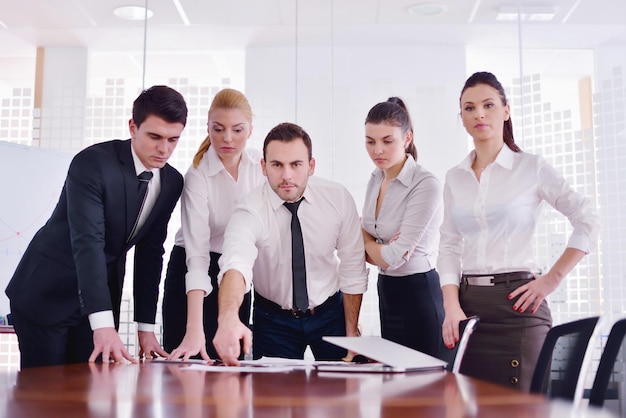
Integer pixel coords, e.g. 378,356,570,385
245,43,467,335
246,44,468,211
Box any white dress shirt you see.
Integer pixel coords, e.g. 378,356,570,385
362,155,443,276
174,146,264,295
218,176,369,310
437,145,600,287
89,145,161,331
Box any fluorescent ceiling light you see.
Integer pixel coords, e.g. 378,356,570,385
172,0,191,26
496,6,556,22
407,3,448,17
113,5,154,21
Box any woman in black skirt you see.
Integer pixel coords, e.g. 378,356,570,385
437,72,600,391
162,88,265,360
361,97,445,358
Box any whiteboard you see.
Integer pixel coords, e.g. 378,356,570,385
0,141,73,316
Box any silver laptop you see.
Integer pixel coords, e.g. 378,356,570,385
315,336,448,373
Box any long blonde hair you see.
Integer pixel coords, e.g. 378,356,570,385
192,88,253,168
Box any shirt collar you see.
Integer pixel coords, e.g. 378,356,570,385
205,146,224,176
458,144,515,172
395,154,417,186
130,144,154,176
205,146,256,177
494,143,515,170
266,178,314,211
371,154,416,187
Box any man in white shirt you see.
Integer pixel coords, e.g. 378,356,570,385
213,122,368,365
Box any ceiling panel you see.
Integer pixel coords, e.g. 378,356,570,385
0,0,624,53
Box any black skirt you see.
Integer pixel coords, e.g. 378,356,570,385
459,279,552,391
378,269,445,358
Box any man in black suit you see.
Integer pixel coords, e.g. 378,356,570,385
6,85,187,368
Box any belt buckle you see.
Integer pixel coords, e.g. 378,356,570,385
291,309,309,318
466,275,495,286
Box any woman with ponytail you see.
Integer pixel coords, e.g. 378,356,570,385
438,72,599,390
163,88,265,361
361,97,445,358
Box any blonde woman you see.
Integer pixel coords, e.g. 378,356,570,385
163,89,264,360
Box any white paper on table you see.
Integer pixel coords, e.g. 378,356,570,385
151,356,314,372
149,358,210,365
184,364,295,373
240,356,315,367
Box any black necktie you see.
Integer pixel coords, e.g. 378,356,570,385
284,200,309,312
129,170,153,240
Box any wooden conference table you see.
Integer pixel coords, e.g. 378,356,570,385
0,361,616,418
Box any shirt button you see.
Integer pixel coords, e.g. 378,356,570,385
511,359,520,368
510,376,519,385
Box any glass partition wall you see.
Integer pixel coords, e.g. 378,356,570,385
1,1,625,359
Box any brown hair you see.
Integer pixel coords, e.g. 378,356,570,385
192,88,253,167
365,97,417,160
460,72,521,152
263,122,312,161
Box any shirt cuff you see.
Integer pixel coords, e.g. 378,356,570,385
137,322,154,332
185,269,213,295
339,270,369,294
217,262,253,293
566,234,592,254
88,310,115,330
381,245,402,269
439,272,461,287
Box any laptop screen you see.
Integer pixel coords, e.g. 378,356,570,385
322,336,448,372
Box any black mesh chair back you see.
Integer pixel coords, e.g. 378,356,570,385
530,316,601,406
588,318,626,411
446,316,480,373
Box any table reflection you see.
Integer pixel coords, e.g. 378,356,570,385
3,361,618,418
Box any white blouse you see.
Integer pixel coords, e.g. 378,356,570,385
362,155,443,276
174,146,265,295
437,145,600,287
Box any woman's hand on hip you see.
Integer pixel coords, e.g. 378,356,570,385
508,273,559,314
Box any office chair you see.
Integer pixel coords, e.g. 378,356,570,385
530,316,601,407
588,318,626,409
446,316,480,373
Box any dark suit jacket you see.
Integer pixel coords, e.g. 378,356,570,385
6,139,183,327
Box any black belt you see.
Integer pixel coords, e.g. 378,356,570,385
461,271,535,287
254,291,340,319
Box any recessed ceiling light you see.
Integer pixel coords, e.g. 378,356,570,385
407,3,448,17
113,5,153,21
496,6,556,22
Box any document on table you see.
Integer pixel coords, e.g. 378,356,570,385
175,357,315,373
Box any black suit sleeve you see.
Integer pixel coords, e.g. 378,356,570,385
65,147,113,315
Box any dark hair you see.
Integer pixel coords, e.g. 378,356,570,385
132,85,188,128
365,97,417,159
263,122,313,160
460,72,521,152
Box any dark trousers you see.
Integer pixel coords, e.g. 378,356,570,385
378,269,445,358
161,245,251,359
252,291,347,360
11,305,94,369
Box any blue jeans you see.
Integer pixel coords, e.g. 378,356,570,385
252,292,347,360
